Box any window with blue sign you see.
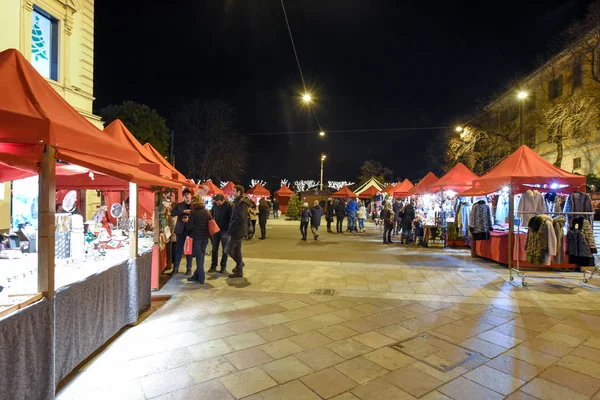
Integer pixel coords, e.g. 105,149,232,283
31,8,58,81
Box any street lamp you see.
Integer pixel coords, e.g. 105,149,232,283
302,93,312,103
455,126,463,133
517,91,528,144
320,154,326,191
319,131,325,137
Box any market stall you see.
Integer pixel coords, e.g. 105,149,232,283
275,184,294,213
392,179,414,198
247,183,271,201
357,185,380,199
407,172,441,246
468,145,588,285
355,177,385,198
0,49,177,399
222,181,236,199
331,185,357,198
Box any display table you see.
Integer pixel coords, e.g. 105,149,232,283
0,250,152,400
475,230,577,269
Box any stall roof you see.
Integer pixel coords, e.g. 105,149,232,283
0,49,139,182
275,184,294,197
222,181,236,196
331,185,357,198
355,177,385,196
427,163,478,193
393,179,414,197
473,145,586,193
358,185,380,198
247,183,271,196
382,183,397,195
203,180,224,196
55,164,182,190
142,143,188,183
408,172,439,196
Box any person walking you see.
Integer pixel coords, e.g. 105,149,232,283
300,202,311,240
310,200,323,240
393,199,403,236
247,202,258,240
319,198,326,210
170,188,194,276
334,199,346,233
346,197,359,233
209,194,232,274
227,185,252,278
400,201,416,244
326,199,335,233
357,201,367,233
258,198,270,240
185,196,211,283
272,198,280,219
382,202,394,244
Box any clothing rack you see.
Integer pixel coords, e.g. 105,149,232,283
514,211,596,286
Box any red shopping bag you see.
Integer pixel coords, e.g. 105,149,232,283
208,218,221,236
184,236,193,255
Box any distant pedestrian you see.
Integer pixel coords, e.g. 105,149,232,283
393,199,403,235
345,197,359,233
209,194,232,274
247,202,258,240
382,202,394,244
258,198,270,240
227,185,252,278
400,201,416,244
326,199,335,233
310,200,324,240
357,201,367,232
300,202,311,240
185,195,211,283
273,198,280,218
319,198,326,210
334,199,346,233
170,188,193,276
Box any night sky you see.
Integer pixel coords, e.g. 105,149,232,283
94,0,590,185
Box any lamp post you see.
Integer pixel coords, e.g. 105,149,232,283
320,154,326,191
517,91,528,145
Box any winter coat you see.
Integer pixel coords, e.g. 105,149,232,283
564,191,594,225
211,201,232,232
249,206,258,221
518,190,547,226
469,200,493,240
567,217,597,266
346,199,358,215
185,206,211,241
258,203,270,223
456,202,472,237
229,196,253,239
326,202,335,222
553,216,566,264
334,202,346,217
170,201,192,235
273,199,279,211
310,205,323,227
525,215,551,266
393,202,403,221
381,209,395,229
300,208,312,223
357,206,367,219
400,204,415,229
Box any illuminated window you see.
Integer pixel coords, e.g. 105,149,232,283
573,157,581,170
31,7,58,81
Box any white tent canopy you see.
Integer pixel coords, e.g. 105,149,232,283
354,177,385,196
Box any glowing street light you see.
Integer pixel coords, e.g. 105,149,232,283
320,154,326,191
517,91,528,100
319,131,325,137
455,126,463,133
302,93,312,103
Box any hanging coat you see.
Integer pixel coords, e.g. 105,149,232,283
518,190,546,226
564,191,594,225
567,217,597,266
553,216,566,264
470,200,493,240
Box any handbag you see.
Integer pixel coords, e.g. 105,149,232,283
208,218,221,236
184,236,193,255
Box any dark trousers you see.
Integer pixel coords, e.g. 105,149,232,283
226,236,244,273
336,216,344,232
259,220,267,239
173,233,193,272
192,238,209,282
383,227,393,242
211,231,229,269
327,220,332,231
249,220,257,237
300,221,309,239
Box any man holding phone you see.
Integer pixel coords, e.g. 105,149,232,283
170,188,194,276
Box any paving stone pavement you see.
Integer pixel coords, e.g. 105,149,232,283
56,219,600,400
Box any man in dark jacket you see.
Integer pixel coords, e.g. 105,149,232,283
170,188,193,276
226,185,253,278
209,194,232,273
326,199,335,233
310,200,324,240
334,199,346,233
400,202,416,244
272,198,280,219
185,196,211,283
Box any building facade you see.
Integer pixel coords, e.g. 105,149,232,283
0,0,102,128
479,27,600,175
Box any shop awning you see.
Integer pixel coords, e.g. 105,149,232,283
408,172,439,196
331,185,357,198
222,181,236,196
247,183,271,197
55,164,182,190
393,179,414,197
357,185,380,198
473,145,586,193
427,162,478,193
0,49,139,182
275,184,294,197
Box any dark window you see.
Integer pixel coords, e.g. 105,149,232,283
573,60,583,88
526,93,536,112
499,109,509,126
573,157,582,170
507,103,519,121
524,128,535,147
549,75,563,100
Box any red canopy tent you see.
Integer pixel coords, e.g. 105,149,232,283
408,172,439,196
382,183,397,195
222,181,236,197
427,163,478,193
331,186,357,198
143,143,187,184
358,185,380,198
393,179,415,197
247,183,271,197
203,180,224,196
275,185,294,197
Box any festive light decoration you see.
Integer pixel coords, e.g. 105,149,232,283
219,181,229,188
295,180,319,192
281,179,289,187
328,181,355,190
251,179,267,187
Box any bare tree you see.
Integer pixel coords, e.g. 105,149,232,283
172,100,247,181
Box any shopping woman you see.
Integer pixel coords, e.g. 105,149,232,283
258,198,270,240
381,202,394,244
248,202,258,240
185,195,211,283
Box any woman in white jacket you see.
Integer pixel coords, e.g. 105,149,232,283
357,202,367,232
